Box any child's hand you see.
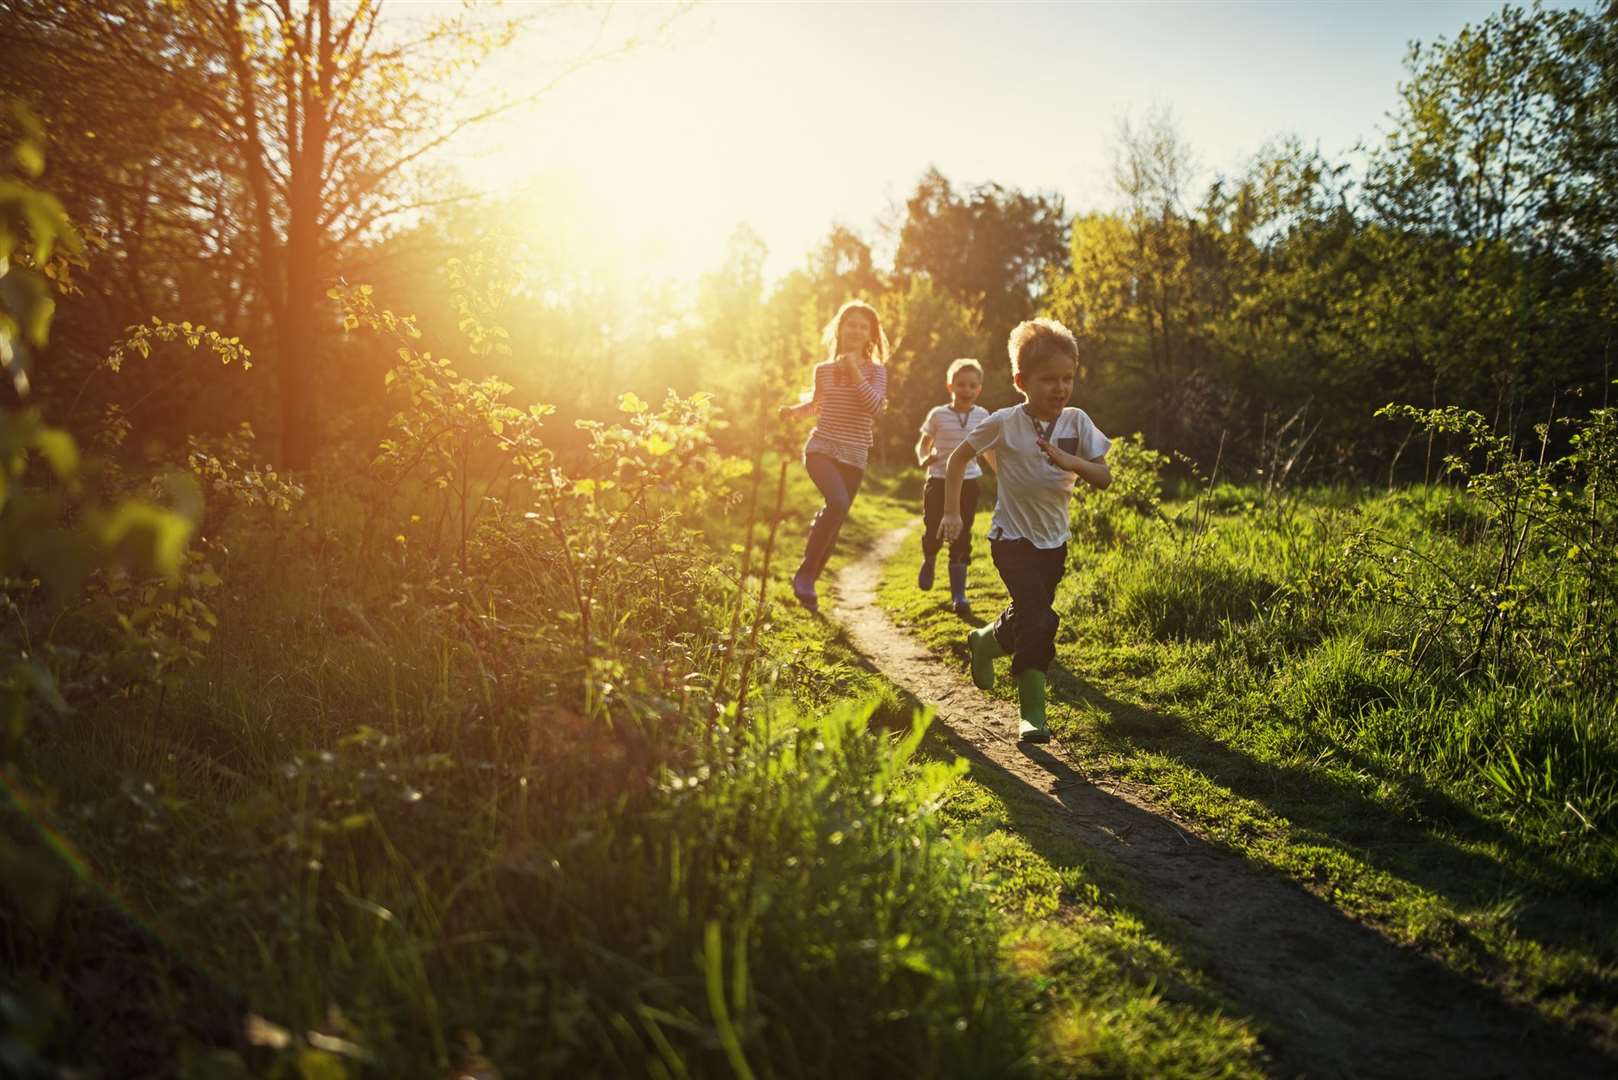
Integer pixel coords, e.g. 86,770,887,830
1036,437,1082,472
778,403,798,419
936,512,964,543
919,452,939,467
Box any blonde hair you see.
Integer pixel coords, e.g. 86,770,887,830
1007,318,1078,379
821,300,889,364
946,357,984,384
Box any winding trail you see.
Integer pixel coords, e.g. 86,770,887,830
831,525,1611,1080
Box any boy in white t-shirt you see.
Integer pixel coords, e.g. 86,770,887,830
936,319,1111,742
914,358,992,615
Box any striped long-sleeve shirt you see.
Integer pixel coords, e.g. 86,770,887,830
792,359,887,469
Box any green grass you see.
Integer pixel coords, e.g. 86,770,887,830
877,484,1618,1047
2,458,1266,1078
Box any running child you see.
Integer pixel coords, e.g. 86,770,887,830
778,299,889,613
935,319,1111,742
915,358,991,616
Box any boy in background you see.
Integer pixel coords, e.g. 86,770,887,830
935,319,1111,742
914,358,991,615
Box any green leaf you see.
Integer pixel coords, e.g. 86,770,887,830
14,139,44,178
33,426,78,482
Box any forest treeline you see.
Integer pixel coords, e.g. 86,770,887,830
3,3,1615,485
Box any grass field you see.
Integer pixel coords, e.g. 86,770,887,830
877,470,1617,1050
5,463,1266,1077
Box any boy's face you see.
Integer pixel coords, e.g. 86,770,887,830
949,369,982,405
1015,356,1075,418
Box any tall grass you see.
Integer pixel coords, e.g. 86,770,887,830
2,279,1058,1076
1068,410,1618,860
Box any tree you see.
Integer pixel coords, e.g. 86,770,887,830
4,0,648,468
0,0,254,405
1368,4,1615,255
174,0,533,468
806,224,884,312
1048,112,1232,457
878,277,987,462
698,224,769,369
894,167,1066,361
1364,3,1618,436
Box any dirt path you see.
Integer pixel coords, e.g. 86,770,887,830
831,526,1611,1080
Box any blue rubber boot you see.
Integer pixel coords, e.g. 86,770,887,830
1016,669,1049,743
917,556,935,591
967,625,1005,690
792,573,818,614
948,563,970,616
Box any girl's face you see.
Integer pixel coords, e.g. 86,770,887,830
837,311,875,356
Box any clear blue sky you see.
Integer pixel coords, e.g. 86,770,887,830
468,0,1592,287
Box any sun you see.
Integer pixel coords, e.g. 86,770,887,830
460,27,757,291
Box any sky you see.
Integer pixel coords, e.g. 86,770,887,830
458,0,1587,289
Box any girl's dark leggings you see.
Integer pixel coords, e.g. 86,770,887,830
796,452,864,586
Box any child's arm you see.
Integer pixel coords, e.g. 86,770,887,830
1036,439,1111,490
777,365,826,418
915,431,936,468
936,438,978,541
843,358,886,415
979,448,998,473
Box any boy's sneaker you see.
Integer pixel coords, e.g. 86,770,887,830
917,559,935,590
1015,669,1049,743
967,626,1004,690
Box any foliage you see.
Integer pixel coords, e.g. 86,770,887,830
1045,7,1618,477
1070,432,1170,546
186,423,304,516
895,167,1068,365
879,277,992,463
1360,400,1618,688
1,109,205,1078
0,101,80,395
0,107,199,727
104,317,251,374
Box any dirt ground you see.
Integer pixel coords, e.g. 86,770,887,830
830,526,1613,1080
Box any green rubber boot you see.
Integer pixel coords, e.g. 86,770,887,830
967,626,1005,690
1016,668,1049,743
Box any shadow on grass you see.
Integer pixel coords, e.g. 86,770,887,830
854,663,1618,1079
1041,658,1617,966
891,548,1612,952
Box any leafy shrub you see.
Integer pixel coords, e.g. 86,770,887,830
1071,432,1168,547
1365,402,1618,686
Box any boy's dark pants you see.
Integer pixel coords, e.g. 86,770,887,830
989,538,1067,675
921,476,979,565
